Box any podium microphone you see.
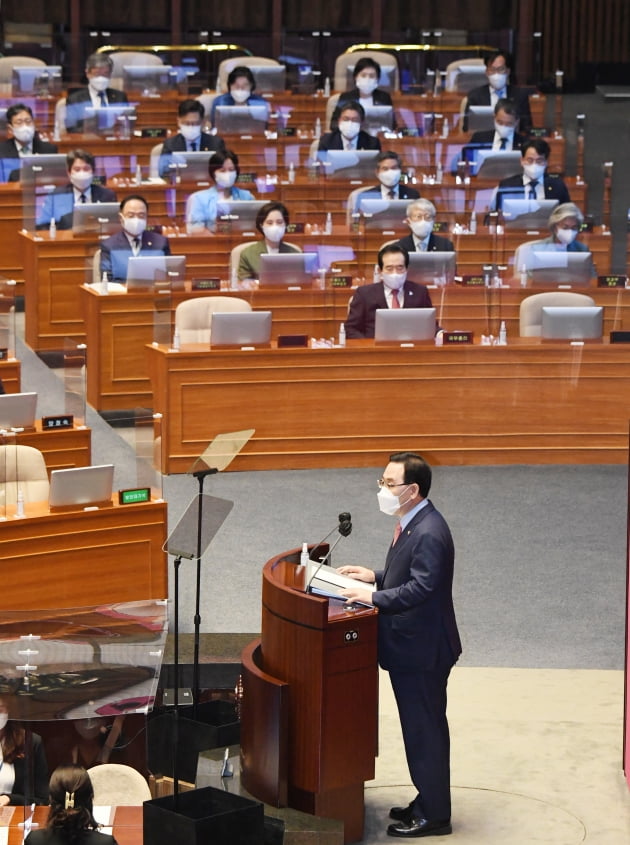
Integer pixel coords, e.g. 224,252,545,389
306,512,352,594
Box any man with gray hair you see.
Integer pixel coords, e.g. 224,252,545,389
396,199,454,254
66,52,128,133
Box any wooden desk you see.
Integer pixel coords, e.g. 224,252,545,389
147,340,630,472
2,805,142,845
0,358,20,393
0,498,167,608
6,422,91,472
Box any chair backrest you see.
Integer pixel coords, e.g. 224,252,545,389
175,296,252,343
195,93,215,124
216,56,281,94
333,50,399,92
445,58,485,92
87,764,152,806
519,291,596,337
346,186,370,229
325,93,341,130
0,444,49,505
0,55,45,88
54,96,66,135
149,142,164,179
109,51,164,89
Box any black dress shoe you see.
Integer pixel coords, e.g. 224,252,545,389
387,817,452,838
389,801,415,822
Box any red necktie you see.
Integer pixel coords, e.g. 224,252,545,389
391,290,401,308
393,522,402,544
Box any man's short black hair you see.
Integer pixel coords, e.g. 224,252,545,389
376,150,402,168
494,98,518,119
483,50,512,69
332,100,365,128
6,103,33,124
389,452,432,497
177,99,204,119
120,194,148,213
378,243,409,270
520,137,550,159
66,149,95,170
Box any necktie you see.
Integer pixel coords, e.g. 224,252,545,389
388,189,395,199
500,138,507,150
133,237,140,255
98,91,107,107
391,290,401,309
79,193,87,203
190,142,197,152
528,180,538,199
392,522,402,545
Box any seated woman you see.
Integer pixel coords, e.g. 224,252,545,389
238,201,301,281
209,66,270,126
186,150,255,234
25,764,117,844
513,202,595,279
337,56,393,110
0,697,48,806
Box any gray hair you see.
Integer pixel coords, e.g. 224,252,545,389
85,53,113,73
548,202,583,230
406,198,436,219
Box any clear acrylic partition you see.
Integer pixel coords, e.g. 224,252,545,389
111,412,165,501
20,153,68,232
0,430,17,521
63,340,87,428
152,286,173,347
0,278,17,359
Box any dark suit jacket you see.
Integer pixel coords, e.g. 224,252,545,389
464,83,532,133
345,279,433,339
372,501,461,673
496,173,571,210
25,831,117,845
4,732,48,805
0,135,58,182
36,183,118,230
318,130,381,152
396,233,455,253
468,129,526,149
100,229,171,281
337,87,393,108
358,183,420,202
65,86,128,133
159,132,226,177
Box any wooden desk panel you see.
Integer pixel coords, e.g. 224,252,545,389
0,358,20,393
147,341,630,472
0,499,167,609
4,805,142,845
10,422,91,472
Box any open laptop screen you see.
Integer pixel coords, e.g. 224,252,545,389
374,308,436,342
0,392,37,429
258,253,317,288
48,464,115,509
210,311,272,347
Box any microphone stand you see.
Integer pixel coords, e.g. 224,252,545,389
192,467,218,720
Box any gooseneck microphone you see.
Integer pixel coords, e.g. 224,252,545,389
306,512,352,594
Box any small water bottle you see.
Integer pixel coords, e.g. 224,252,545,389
288,162,295,183
300,542,309,566
314,116,322,138
498,321,507,345
323,77,331,97
469,212,477,234
325,212,332,235
520,264,528,287
441,117,449,139
372,263,380,284
436,161,443,184
135,163,142,185
172,327,181,351
16,488,24,518
100,271,109,295
338,322,346,347
49,217,56,240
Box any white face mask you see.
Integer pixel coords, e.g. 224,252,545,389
122,216,147,238
487,72,508,91
356,76,378,96
381,271,406,291
377,485,410,516
230,87,251,104
339,120,361,141
494,121,513,139
555,227,578,245
179,124,201,142
262,223,286,243
378,168,401,189
215,170,237,189
70,171,93,192
12,124,35,145
0,713,8,730
523,162,546,182
409,219,433,239
89,75,110,93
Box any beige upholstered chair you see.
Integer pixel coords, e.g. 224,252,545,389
175,296,252,343
149,142,164,180
0,56,45,95
87,764,152,806
215,56,282,94
54,96,66,135
90,249,127,290
333,50,399,92
519,291,595,337
229,241,301,282
0,444,49,505
325,93,341,129
445,58,486,92
108,51,163,90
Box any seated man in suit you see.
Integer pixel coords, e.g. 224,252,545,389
0,103,58,182
495,138,570,211
396,200,454,253
350,151,419,214
158,99,226,178
99,195,171,282
65,53,129,134
345,243,435,339
463,50,532,134
337,56,393,110
36,149,117,230
318,101,381,152
468,98,525,151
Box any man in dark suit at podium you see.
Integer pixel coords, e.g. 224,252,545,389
339,452,461,838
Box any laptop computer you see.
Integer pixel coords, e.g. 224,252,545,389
541,306,603,340
213,105,269,135
374,308,437,343
474,150,522,180
48,464,115,509
465,105,495,132
72,202,120,236
408,252,457,286
258,253,318,288
247,65,286,93
528,251,593,288
215,200,267,233
126,255,186,290
363,105,394,136
210,311,272,348
82,104,138,135
318,150,380,180
167,151,213,184
0,392,37,430
358,198,410,232
501,198,559,230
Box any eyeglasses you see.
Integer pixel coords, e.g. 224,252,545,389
377,479,407,489
12,118,34,126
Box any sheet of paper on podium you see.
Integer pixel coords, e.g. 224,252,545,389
306,561,376,606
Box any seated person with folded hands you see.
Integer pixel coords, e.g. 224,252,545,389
100,195,170,282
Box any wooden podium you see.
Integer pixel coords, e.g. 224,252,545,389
241,547,379,844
